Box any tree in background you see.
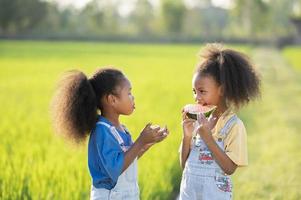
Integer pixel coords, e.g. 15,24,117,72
100,0,121,35
183,5,228,40
0,0,300,44
80,0,105,35
291,0,301,17
161,0,186,35
128,0,156,36
0,0,47,36
231,0,298,40
232,0,270,39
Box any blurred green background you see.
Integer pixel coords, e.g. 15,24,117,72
1,0,301,44
1,0,301,200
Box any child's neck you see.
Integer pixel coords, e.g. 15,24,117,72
101,111,122,130
214,102,228,118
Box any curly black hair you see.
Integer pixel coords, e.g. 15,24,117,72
50,68,125,143
196,43,261,109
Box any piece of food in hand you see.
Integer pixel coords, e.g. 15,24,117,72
150,124,168,135
150,124,160,129
184,104,216,120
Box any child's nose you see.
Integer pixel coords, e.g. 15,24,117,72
195,94,202,102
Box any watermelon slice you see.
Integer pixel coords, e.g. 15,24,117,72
184,104,216,120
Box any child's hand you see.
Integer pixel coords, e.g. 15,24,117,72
142,126,169,149
196,113,217,136
156,126,169,143
138,123,168,146
182,110,195,139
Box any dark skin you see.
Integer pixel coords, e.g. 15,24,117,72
198,112,237,175
180,110,237,175
180,74,237,175
101,78,169,173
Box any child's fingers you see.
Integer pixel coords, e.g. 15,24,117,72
209,117,217,123
151,126,169,142
183,118,195,122
163,126,169,135
143,123,152,131
198,113,205,119
197,113,207,123
157,136,167,143
182,111,188,120
151,126,161,133
157,127,168,136
182,118,195,125
155,133,168,142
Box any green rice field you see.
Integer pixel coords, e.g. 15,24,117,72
0,41,300,199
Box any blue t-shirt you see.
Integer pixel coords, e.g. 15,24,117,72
88,116,133,189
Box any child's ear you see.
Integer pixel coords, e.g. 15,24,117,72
107,94,116,105
218,85,224,97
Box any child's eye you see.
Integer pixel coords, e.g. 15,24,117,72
199,90,206,94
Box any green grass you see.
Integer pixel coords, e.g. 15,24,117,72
282,46,301,71
233,48,301,199
0,40,203,200
0,41,300,199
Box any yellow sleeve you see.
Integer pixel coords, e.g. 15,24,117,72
224,119,248,167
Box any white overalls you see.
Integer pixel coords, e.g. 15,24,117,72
90,122,139,200
179,115,238,200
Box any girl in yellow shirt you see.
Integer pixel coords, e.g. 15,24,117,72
179,43,261,200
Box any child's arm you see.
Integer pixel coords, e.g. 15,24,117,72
198,127,237,175
121,124,166,172
180,111,195,169
179,135,192,169
137,143,153,159
197,114,237,175
137,127,169,159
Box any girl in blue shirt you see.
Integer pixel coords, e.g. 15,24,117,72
51,68,169,199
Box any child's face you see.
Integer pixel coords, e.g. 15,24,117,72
192,73,222,107
113,77,135,115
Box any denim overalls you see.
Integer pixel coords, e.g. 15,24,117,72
179,115,238,200
90,122,139,200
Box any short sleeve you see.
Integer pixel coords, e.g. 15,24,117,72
95,124,124,184
224,120,248,166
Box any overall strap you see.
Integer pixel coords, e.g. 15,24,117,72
97,121,127,151
219,115,238,138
